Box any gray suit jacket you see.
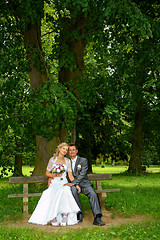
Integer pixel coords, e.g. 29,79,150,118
71,155,92,187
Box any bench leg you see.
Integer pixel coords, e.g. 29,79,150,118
98,193,111,217
23,184,28,215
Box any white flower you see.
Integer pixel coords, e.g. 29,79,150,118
57,169,60,173
60,166,64,170
77,165,82,171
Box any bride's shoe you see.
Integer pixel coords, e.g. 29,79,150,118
60,214,67,226
51,218,59,226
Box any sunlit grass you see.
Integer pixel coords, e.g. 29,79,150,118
92,165,160,174
110,173,160,187
92,165,128,174
1,165,159,178
22,165,34,176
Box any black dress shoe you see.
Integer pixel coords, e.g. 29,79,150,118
77,212,84,222
93,218,105,226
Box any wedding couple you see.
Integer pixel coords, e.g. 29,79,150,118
28,143,105,226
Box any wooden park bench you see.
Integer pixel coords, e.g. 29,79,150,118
8,174,120,216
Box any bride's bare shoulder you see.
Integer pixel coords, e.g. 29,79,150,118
65,157,71,163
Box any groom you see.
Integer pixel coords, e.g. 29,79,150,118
67,144,105,226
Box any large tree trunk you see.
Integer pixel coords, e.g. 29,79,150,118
13,141,23,176
86,146,93,173
24,23,47,88
23,14,88,175
128,99,143,174
58,15,91,168
24,23,68,176
58,16,94,171
32,129,68,176
14,155,23,176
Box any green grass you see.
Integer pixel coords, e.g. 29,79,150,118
92,165,160,174
0,221,159,240
0,165,160,239
92,165,128,173
102,173,160,219
1,165,159,177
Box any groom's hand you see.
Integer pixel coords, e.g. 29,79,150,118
76,185,81,193
64,183,81,193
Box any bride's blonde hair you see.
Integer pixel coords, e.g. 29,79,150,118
53,142,69,159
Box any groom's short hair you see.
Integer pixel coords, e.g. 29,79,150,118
69,144,78,150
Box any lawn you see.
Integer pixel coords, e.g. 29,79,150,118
0,221,160,240
0,165,159,239
92,164,160,174
1,164,159,177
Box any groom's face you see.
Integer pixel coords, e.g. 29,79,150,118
69,146,78,159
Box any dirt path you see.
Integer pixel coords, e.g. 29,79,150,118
5,211,148,232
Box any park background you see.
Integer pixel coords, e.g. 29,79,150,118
0,0,160,239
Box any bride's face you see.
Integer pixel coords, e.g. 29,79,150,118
59,145,68,156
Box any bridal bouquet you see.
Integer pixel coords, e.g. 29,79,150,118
52,164,65,174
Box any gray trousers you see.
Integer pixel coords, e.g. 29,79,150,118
71,185,102,218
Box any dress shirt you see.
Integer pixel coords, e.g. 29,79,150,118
71,156,77,171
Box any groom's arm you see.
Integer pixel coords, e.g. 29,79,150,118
71,157,88,186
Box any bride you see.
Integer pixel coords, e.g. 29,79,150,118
28,142,80,226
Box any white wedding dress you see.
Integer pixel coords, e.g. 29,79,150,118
28,157,80,225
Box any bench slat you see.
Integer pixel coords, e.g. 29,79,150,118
96,189,120,193
8,193,42,198
8,189,120,198
9,174,112,184
9,176,48,184
88,174,112,180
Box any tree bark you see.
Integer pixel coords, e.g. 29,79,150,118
86,147,93,173
128,99,143,174
71,128,76,144
14,155,23,176
32,129,68,176
24,23,47,89
13,141,23,176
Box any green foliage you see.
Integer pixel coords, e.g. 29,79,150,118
75,0,160,170
0,0,45,32
28,80,80,139
0,70,36,176
76,42,133,163
1,0,160,175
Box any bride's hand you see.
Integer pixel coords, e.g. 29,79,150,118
56,172,63,177
63,183,73,187
76,185,81,193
